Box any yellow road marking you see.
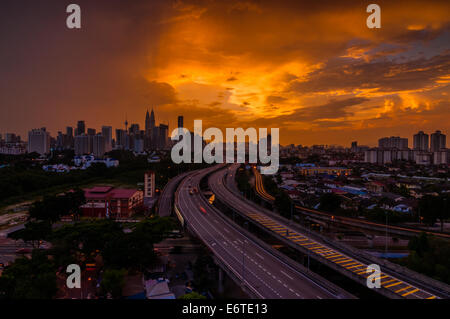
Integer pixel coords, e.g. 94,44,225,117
395,286,411,293
335,259,353,264
347,264,363,270
381,279,396,286
342,262,359,267
385,281,402,288
402,289,419,297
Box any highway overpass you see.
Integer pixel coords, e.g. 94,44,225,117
208,164,450,299
174,165,353,299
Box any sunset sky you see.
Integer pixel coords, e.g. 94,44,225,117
0,0,449,146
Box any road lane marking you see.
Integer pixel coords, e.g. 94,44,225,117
402,288,419,297
280,270,294,280
395,286,411,293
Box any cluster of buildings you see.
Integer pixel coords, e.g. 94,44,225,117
43,155,119,173
0,133,26,155
79,171,156,219
272,163,448,217
6,109,184,158
364,130,448,165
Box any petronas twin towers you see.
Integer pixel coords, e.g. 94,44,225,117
145,109,155,136
144,108,169,150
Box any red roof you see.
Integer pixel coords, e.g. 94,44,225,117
84,187,139,200
89,186,113,193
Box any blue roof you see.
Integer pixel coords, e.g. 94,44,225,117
125,292,146,299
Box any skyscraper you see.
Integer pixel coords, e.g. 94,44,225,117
102,126,112,153
76,121,85,136
28,128,50,155
150,109,155,132
145,110,151,135
178,116,184,128
378,136,408,149
159,124,169,149
430,130,446,152
129,124,140,136
66,127,73,137
74,134,89,156
413,131,429,151
115,129,127,150
92,134,105,158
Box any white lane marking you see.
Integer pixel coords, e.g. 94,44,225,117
280,270,294,280
255,252,265,260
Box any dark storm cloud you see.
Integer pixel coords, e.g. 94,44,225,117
289,54,450,94
246,97,369,127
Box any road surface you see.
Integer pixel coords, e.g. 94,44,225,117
175,165,352,299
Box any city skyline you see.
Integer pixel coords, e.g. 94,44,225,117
0,0,449,146
1,115,448,149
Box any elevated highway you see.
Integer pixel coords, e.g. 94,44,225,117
208,164,450,299
174,165,353,299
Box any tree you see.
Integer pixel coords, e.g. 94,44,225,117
28,190,86,223
103,218,175,271
9,221,52,248
319,193,342,212
50,219,124,258
179,292,206,299
403,233,450,284
274,191,292,219
0,250,57,299
193,254,215,292
100,269,127,298
419,194,449,231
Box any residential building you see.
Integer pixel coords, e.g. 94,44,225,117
28,128,50,155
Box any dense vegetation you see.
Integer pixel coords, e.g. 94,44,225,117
0,183,178,299
0,151,210,208
399,233,450,285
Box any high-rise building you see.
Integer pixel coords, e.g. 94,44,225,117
86,128,96,153
76,121,85,136
92,134,105,158
28,128,50,155
378,136,408,149
129,124,140,136
413,131,429,151
150,109,155,132
144,171,156,198
5,133,19,143
178,116,184,128
115,129,128,150
74,134,89,155
145,110,151,135
430,130,446,152
102,126,112,153
159,124,169,150
66,127,73,137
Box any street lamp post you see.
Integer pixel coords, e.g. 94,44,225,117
385,212,388,257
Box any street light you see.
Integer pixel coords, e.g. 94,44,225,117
385,211,388,257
